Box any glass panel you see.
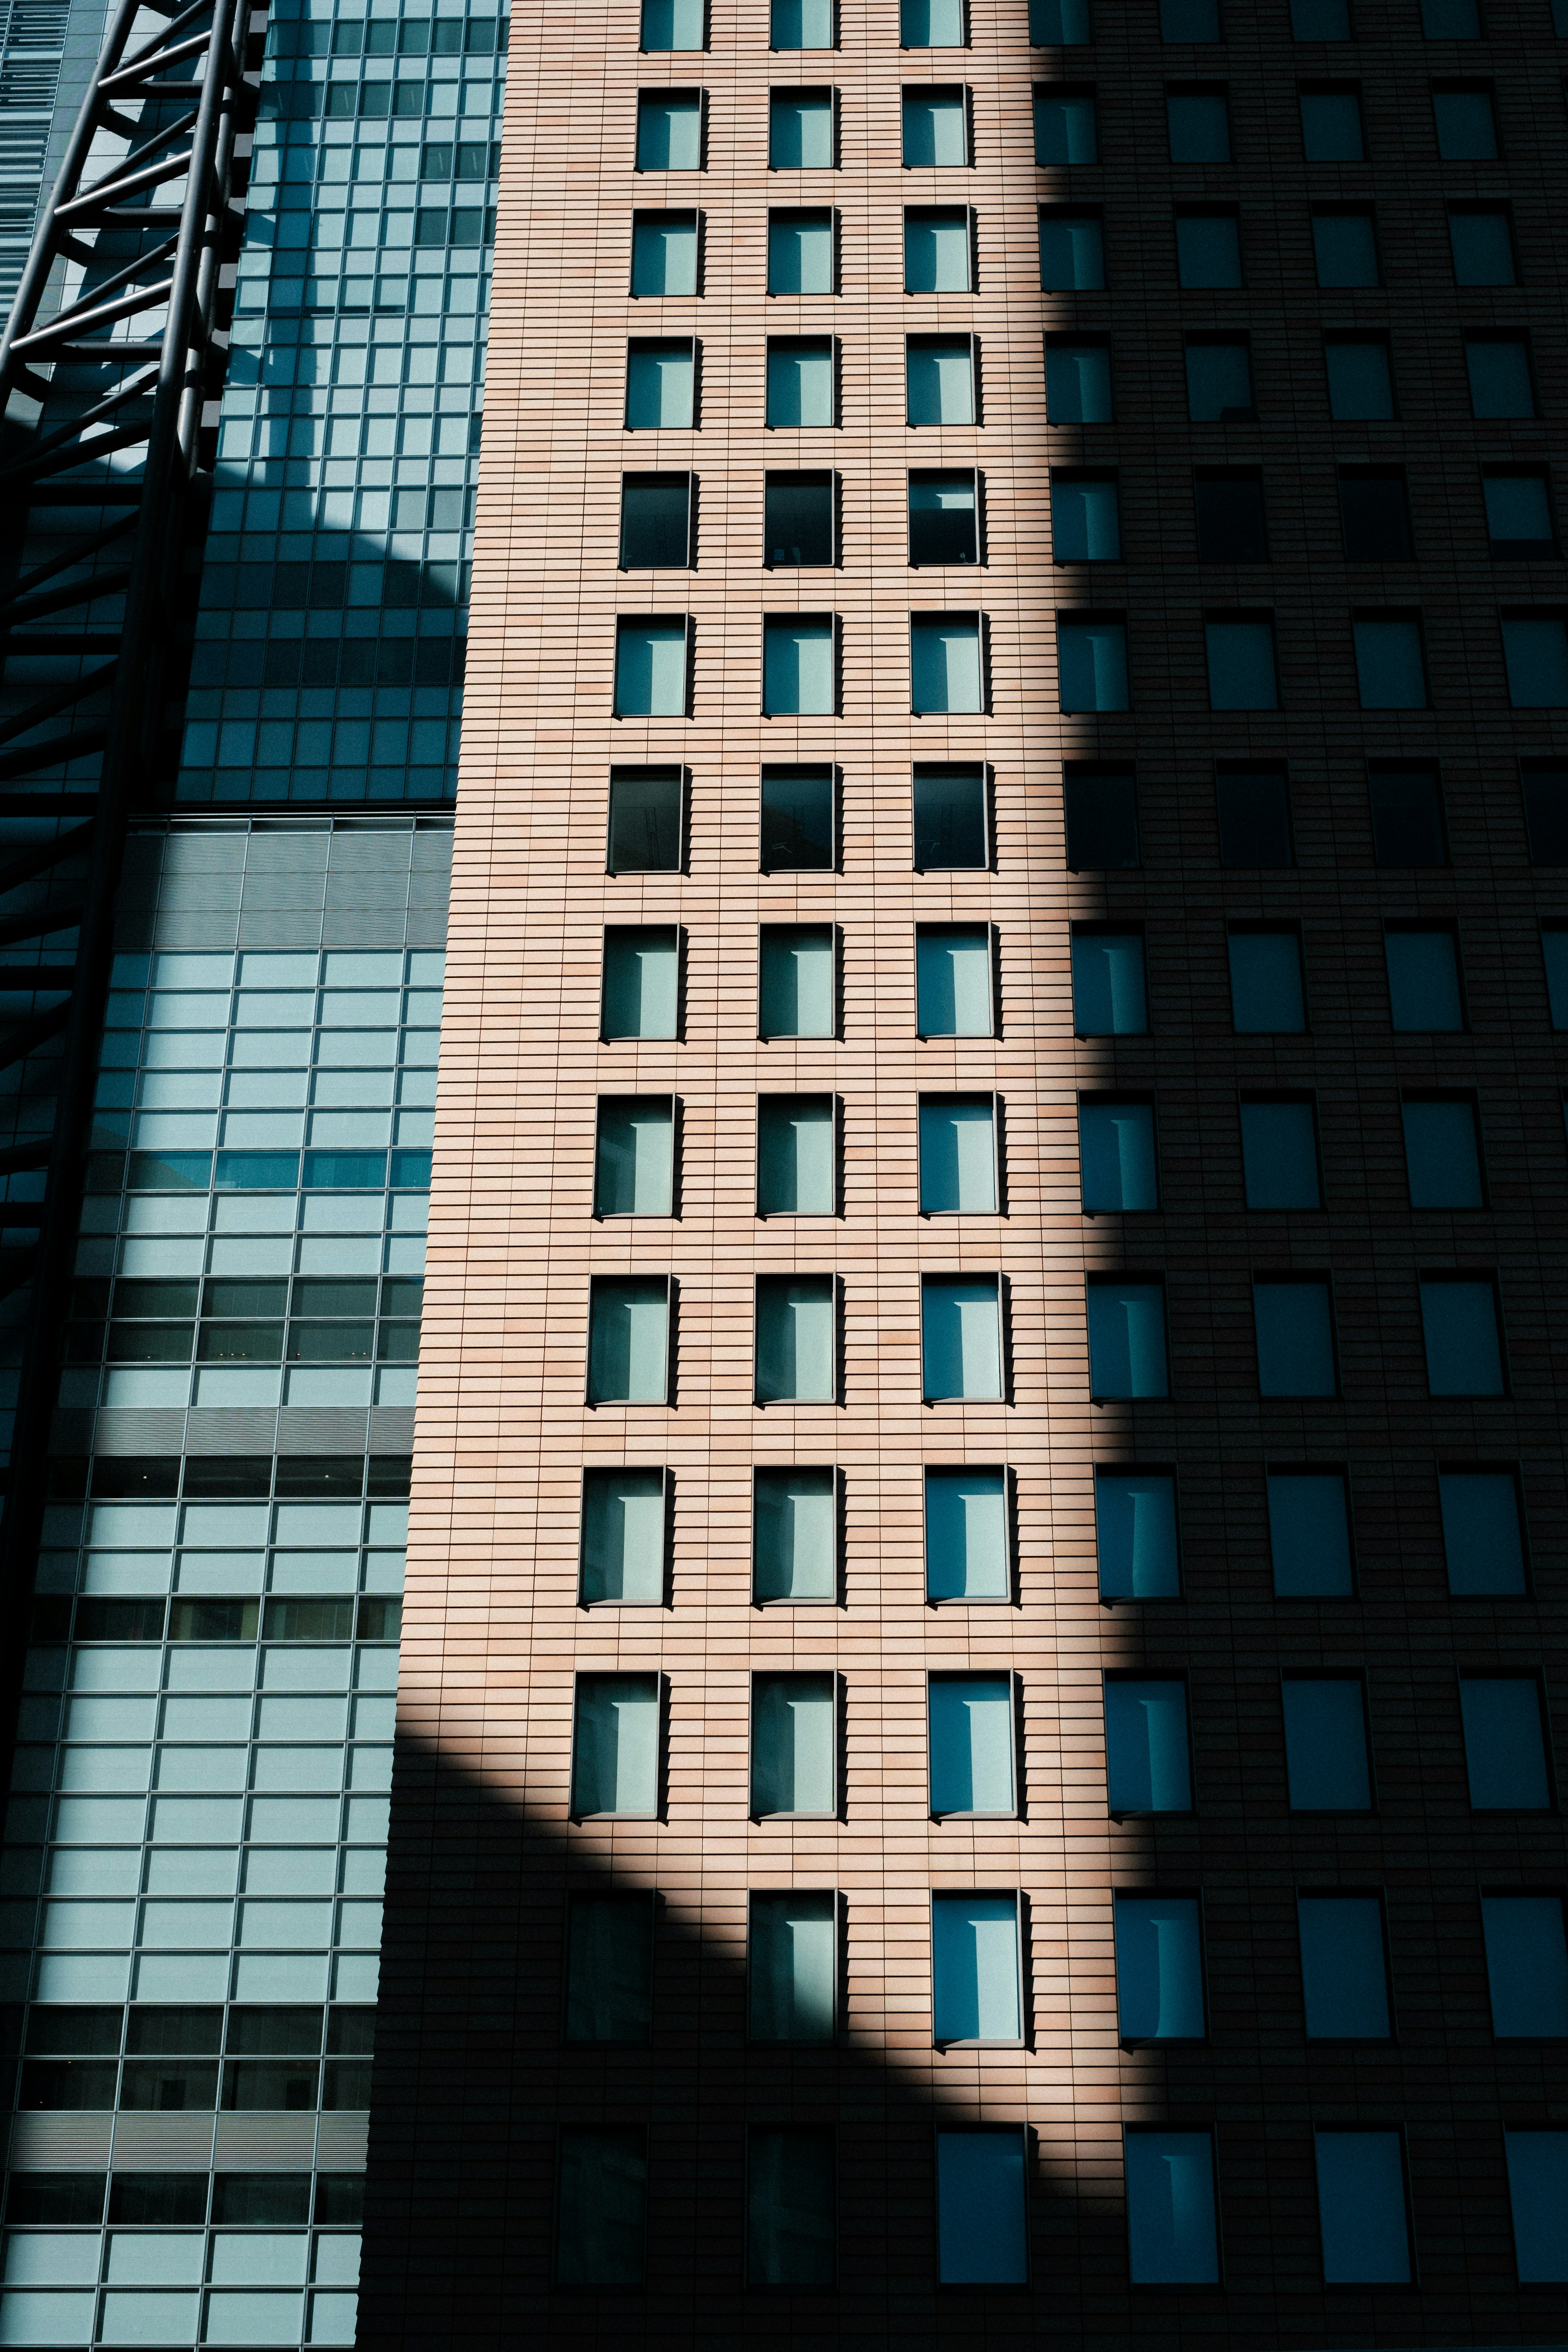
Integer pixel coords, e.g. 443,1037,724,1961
1385,930,1462,1031
571,1675,660,1815
755,1277,835,1402
1186,340,1254,420
754,1468,836,1601
1104,1680,1191,1811
1078,1100,1157,1212
556,2129,647,2287
1114,1895,1205,2038
762,617,834,714
921,1278,1002,1400
1325,339,1393,418
904,209,971,292
1253,1281,1336,1396
1032,0,1092,31
929,1677,1015,1815
642,0,706,43
760,768,834,867
1314,2132,1410,2283
770,91,834,168
919,1096,996,1212
1229,932,1305,1031
931,1893,1021,2040
1071,932,1146,1033
1506,2133,1568,2281
1038,212,1105,291
581,1470,666,1604
636,93,702,169
757,1095,835,1214
586,1279,669,1403
630,213,699,295
773,0,835,45
1402,1098,1482,1207
1460,1678,1551,1808
1240,1100,1319,1207
1056,615,1127,708
751,1673,835,1813
1420,1279,1503,1395
1095,1471,1180,1599
759,926,834,1039
910,616,982,713
915,927,991,1035
747,2127,835,2287
564,1895,654,2043
595,1099,674,1216
766,338,834,426
1045,341,1113,422
907,337,975,425
904,88,968,165
1466,339,1535,417
626,343,695,430
1086,1283,1168,1399
935,2132,1027,2285
1267,1472,1353,1597
608,770,682,869
1439,1470,1525,1595
749,1890,837,2040
1125,2133,1220,2283
913,766,986,867
602,930,679,1040
902,0,966,40
924,1467,1008,1601
767,211,834,294
1281,1680,1370,1809
1298,1896,1390,2036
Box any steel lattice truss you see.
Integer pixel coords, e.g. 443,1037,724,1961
0,0,258,1670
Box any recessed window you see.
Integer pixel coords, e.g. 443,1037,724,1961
1051,470,1121,561
757,1093,835,1215
1125,2132,1220,2283
572,1673,661,1813
761,763,833,871
620,471,692,569
924,1465,1009,1601
1206,614,1278,708
1071,927,1147,1033
1086,1278,1169,1398
1254,1276,1337,1396
1466,336,1535,418
1166,85,1230,160
929,1674,1017,1815
753,1466,836,1600
608,766,682,873
1503,612,1568,706
1229,927,1306,1032
1216,768,1292,864
1240,1096,1321,1209
748,1891,836,2039
1047,336,1114,420
747,2127,835,2288
913,763,987,869
1195,470,1266,561
921,1274,1004,1400
564,1893,654,2043
1282,1676,1371,1809
911,612,983,713
602,925,679,1040
1315,2133,1411,2285
1175,207,1242,286
1440,1466,1526,1594
1449,203,1516,284
1096,1467,1180,1598
1339,468,1413,561
1433,80,1498,155
759,924,834,1038
751,1670,836,1811
1485,470,1556,556
768,207,834,293
1268,1467,1354,1595
631,209,699,296
935,2132,1029,2285
586,1278,671,1405
1078,1095,1158,1211
1422,0,1481,29
614,617,689,715
902,0,965,46
755,1276,837,1402
1385,924,1463,1031
1299,85,1363,158
932,1899,1022,2030
641,0,703,48
1064,765,1138,867
636,89,703,170
1160,0,1221,35
920,1093,998,1213
555,2128,648,2287
764,471,834,567
1039,206,1105,289
1032,0,1091,35
1104,1677,1191,1811
595,1096,675,1216
770,87,835,168
626,337,697,428
1298,1895,1390,2037
1368,764,1445,864
1507,2134,1568,2281
1057,612,1129,709
1523,762,1568,862
906,205,971,291
1353,612,1427,708
909,470,980,565
1420,1273,1504,1396
907,333,976,424
916,923,993,1035
1292,0,1351,30
906,82,970,164
1482,1894,1568,2034
1114,1894,1206,2039
1312,205,1378,285
1185,336,1254,420
766,334,834,426
1325,336,1395,419
581,1467,666,1604
1034,81,1097,161
1403,1093,1483,1207
762,614,835,714
1460,1675,1552,1808
772,0,834,47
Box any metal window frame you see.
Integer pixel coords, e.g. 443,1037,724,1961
745,1886,842,2041
755,1087,839,1219
1295,1884,1395,2042
600,920,684,1042
917,1086,1001,1216
922,1460,1013,1604
757,916,838,1040
919,1268,1006,1403
568,1668,667,1820
584,1272,675,1409
929,1886,1026,2047
577,1463,671,1608
747,1663,841,1817
1265,1459,1356,1597
750,1459,840,1604
1093,1460,1182,1602
926,1665,1020,1820
752,1269,840,1406
592,1091,679,1220
1112,1885,1210,2044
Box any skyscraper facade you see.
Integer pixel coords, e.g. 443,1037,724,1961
3,0,1568,2336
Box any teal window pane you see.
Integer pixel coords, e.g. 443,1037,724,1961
556,2128,648,2287
631,210,699,296
1095,1470,1180,1599
772,0,834,44
1314,2132,1410,2283
1125,2133,1219,2283
1229,930,1304,1031
1268,1471,1353,1596
762,615,834,713
751,1672,835,1813
1254,1281,1335,1395
602,927,679,1040
1071,931,1145,1033
1240,1099,1319,1207
1104,1679,1191,1811
1206,619,1277,708
924,1467,1007,1600
1420,1278,1503,1396
1039,209,1104,289
586,1278,670,1403
755,1275,835,1401
753,1466,835,1601
1401,1096,1482,1207
1051,476,1120,560
1034,90,1096,162
1449,205,1514,284
902,0,965,43
1282,1679,1370,1809
564,1893,654,2042
636,92,702,169
907,336,974,424
1057,615,1128,709
766,336,833,425
571,1675,660,1815
1313,209,1379,285
770,90,833,167
595,1097,675,1216
1503,616,1568,707
1353,617,1427,708
921,1276,1002,1400
1482,1897,1568,2035
759,926,834,1038
905,87,968,165
1461,1677,1551,1808
931,1893,1021,2040
1298,1895,1390,2036
1507,2133,1568,2281
1439,1470,1525,1595
915,925,991,1035
746,2127,835,2288
919,1094,996,1212
749,1890,836,2040
1032,0,1091,31
1385,928,1462,1031
641,0,704,44
1168,92,1229,159
614,619,688,715
935,2132,1027,2284
1114,1895,1205,2038
1086,1281,1168,1399
904,207,971,292
626,341,695,428
580,1469,666,1604
1176,210,1241,286
1046,341,1113,421
1325,338,1393,418
1078,1098,1156,1212
757,1094,834,1213
767,209,834,292
929,1675,1015,1815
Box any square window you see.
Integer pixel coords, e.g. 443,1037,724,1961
1484,471,1555,556
1433,83,1498,155
1283,1677,1372,1808
935,2131,1028,2284
1423,0,1481,25
1176,208,1242,286
768,208,835,293
571,1674,660,1814
1229,929,1306,1032
1466,336,1535,418
608,767,682,873
911,613,982,712
626,338,696,429
916,923,992,1035
1105,1678,1192,1811
902,0,966,44
1241,1097,1320,1209
755,1274,835,1401
748,1890,836,2039
1096,1467,1181,1598
1502,613,1568,705
615,618,689,717
1325,337,1395,419
921,1274,1003,1399
580,1467,666,1605
1293,0,1352,28
1079,1096,1158,1212
1483,1895,1568,2034
929,1674,1016,1815
1044,334,1114,421
1114,1894,1205,2039
1167,89,1230,160
746,2127,836,2287
905,205,971,291
1161,0,1221,33
1298,1896,1391,2037
1071,927,1147,1033
1340,469,1412,560
751,1670,835,1811
773,0,834,46
1507,2133,1568,2280
757,1093,835,1215
920,1093,997,1213
1353,614,1427,707
1403,1094,1483,1207
642,0,704,44
1086,1279,1169,1398
1125,2133,1220,2283
586,1278,671,1405
1254,1277,1336,1395
763,615,835,714
1441,1468,1526,1595
1065,767,1138,866
595,1096,675,1216
906,84,970,164
555,2127,648,2287
1385,926,1463,1031
1057,613,1129,709
631,209,699,296
1051,472,1121,561
564,1893,654,2044
1369,765,1445,864
1032,0,1091,33
771,87,835,171
932,1893,1022,2041
1034,84,1097,162
766,335,834,426
1461,1676,1552,1807
1039,207,1105,289
1300,88,1363,158
1268,1468,1354,1596
1420,1274,1503,1395
602,926,679,1040
1195,473,1267,561
1450,204,1515,283
1315,2133,1410,2284
1523,762,1568,862
764,471,834,566
1216,769,1292,864
1312,207,1379,285
620,472,692,568
761,764,834,870
1205,616,1278,708
913,764,987,868
636,90,703,170
753,1465,835,1600
907,334,975,424
909,470,979,564
925,1465,1009,1601
1185,336,1254,421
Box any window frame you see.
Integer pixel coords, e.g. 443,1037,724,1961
1430,76,1500,156
1383,916,1466,1032
755,1088,841,1219
1183,329,1255,421
1094,1461,1183,1601
600,921,684,1043
1313,2125,1416,2287
745,1888,842,2040
1124,2124,1223,2287
1352,607,1430,709
618,468,695,571
903,201,977,294
912,760,991,871
1173,201,1245,287
624,333,700,431
753,1270,841,1405
1267,1460,1356,1598
1418,1266,1508,1398
759,760,838,873
1103,1670,1195,1816
764,330,838,428
765,203,840,296
934,2124,1032,2286
1297,78,1365,159
762,468,838,569
1037,202,1106,291
929,1887,1028,2047
629,205,703,298
606,764,687,876
1165,79,1232,162
920,1269,1008,1403
1479,1884,1568,2039
1112,1885,1209,2045
1296,1885,1395,2042
751,1461,841,1605
584,1273,675,1409
1310,200,1381,286
1447,198,1518,284
1204,608,1280,710
577,1463,671,1608
592,1092,680,1220
1400,1087,1486,1209
905,79,974,166
760,610,840,718
1482,464,1559,557
1439,1459,1530,1597
1459,1669,1557,1811
553,2122,650,2289
612,612,693,720
1077,1089,1160,1214
569,1668,667,1820
1251,1267,1339,1397
1086,1272,1171,1401
744,2125,840,2292
927,1667,1021,1820
908,465,984,568
633,84,707,172
1215,762,1293,866
1281,1669,1376,1813
914,918,998,1040
767,82,839,171
918,1087,1002,1216
1238,1088,1323,1212
906,329,980,426
748,1665,843,1817
757,918,840,1041
922,1460,1014,1605
561,1887,658,2045
1032,78,1098,165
